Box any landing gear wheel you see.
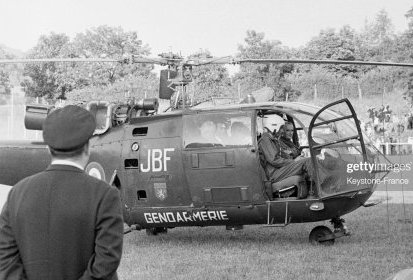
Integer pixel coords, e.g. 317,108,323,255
146,227,168,236
309,225,335,245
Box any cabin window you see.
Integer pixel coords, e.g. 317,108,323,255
183,112,253,148
124,159,139,169
133,127,148,136
137,190,147,200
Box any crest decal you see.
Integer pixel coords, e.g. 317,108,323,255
154,182,167,201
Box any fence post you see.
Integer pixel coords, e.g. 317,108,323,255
314,84,317,100
357,82,362,100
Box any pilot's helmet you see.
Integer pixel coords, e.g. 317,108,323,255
262,116,285,135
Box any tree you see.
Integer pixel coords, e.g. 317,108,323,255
397,6,413,105
21,32,70,99
359,9,395,61
395,7,413,62
188,50,231,101
21,26,153,100
59,25,152,91
303,26,362,77
0,47,13,94
66,74,158,103
406,7,413,32
235,30,298,101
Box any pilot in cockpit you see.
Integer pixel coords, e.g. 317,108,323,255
258,120,334,198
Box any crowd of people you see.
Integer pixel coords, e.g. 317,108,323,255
363,105,413,155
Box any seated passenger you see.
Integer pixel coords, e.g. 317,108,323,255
186,120,224,147
258,122,333,198
277,122,301,160
230,122,251,145
216,122,229,143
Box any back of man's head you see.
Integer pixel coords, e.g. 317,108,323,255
43,105,96,159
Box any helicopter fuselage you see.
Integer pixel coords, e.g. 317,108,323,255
0,99,378,234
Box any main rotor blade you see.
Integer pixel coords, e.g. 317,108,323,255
131,56,169,65
0,58,120,64
193,56,233,66
235,58,413,68
0,56,171,66
2,56,413,68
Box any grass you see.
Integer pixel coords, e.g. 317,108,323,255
118,204,413,280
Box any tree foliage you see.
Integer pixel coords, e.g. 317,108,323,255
289,7,413,102
21,33,69,98
66,74,158,103
58,25,153,90
232,7,413,103
235,30,299,101
189,50,231,101
21,26,153,100
394,8,413,103
302,26,363,77
16,6,413,106
0,47,13,94
359,9,395,61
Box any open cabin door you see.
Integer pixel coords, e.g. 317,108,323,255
308,99,376,197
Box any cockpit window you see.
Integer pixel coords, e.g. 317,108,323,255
183,112,252,148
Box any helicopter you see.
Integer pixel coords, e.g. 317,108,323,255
0,53,411,244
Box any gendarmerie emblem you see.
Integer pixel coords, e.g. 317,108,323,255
154,182,167,201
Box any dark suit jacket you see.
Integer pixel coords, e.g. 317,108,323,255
0,164,123,280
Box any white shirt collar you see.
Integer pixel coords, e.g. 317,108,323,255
51,159,84,171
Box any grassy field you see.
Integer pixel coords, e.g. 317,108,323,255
118,204,413,280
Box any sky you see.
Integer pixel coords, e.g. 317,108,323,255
0,0,412,57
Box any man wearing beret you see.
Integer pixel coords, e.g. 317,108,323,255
0,105,124,280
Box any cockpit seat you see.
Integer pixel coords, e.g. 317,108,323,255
271,175,308,199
